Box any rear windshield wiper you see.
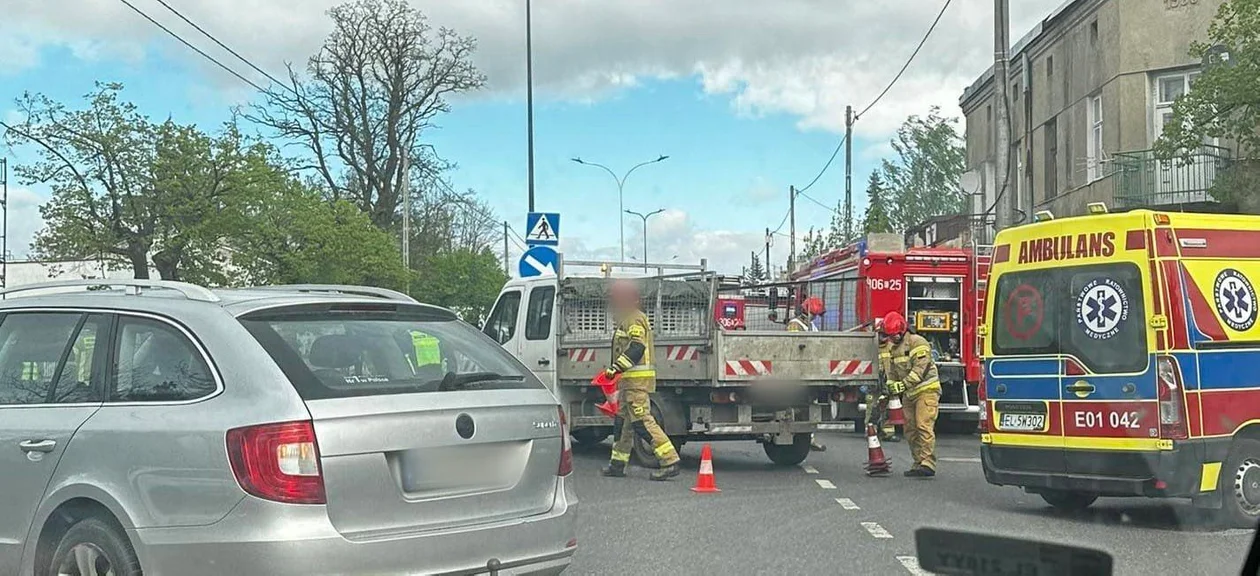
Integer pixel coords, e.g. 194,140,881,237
435,371,526,391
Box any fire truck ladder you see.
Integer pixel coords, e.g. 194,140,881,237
971,241,994,359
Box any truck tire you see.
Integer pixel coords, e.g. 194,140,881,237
763,433,811,466
571,427,610,449
1218,438,1260,528
1039,490,1098,511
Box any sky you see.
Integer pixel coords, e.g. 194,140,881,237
0,0,1067,275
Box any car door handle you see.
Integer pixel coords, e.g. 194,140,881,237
538,358,551,366
19,440,57,453
1066,381,1096,397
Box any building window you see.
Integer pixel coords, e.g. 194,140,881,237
1044,118,1058,200
986,105,993,154
1152,71,1208,146
1087,95,1104,182
1046,56,1054,79
1090,21,1099,46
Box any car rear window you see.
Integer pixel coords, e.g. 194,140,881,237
240,305,541,400
991,262,1147,373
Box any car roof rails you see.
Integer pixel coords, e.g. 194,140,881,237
0,279,221,303
244,284,418,303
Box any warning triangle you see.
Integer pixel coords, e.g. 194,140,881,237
528,216,556,242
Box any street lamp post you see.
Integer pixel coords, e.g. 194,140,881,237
571,155,669,262
525,0,536,212
625,208,665,272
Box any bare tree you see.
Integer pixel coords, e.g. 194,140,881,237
247,0,485,230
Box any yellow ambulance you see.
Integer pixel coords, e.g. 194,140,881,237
980,204,1260,527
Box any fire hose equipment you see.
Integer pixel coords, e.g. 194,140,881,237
592,371,621,417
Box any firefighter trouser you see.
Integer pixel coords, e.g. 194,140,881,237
902,390,940,471
610,388,679,467
864,392,896,438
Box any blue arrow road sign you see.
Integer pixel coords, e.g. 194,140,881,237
525,212,560,246
519,245,559,278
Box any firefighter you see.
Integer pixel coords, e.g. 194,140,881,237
881,311,940,477
786,296,828,452
864,318,900,442
601,280,682,480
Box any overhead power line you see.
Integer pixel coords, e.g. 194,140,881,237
150,0,288,90
792,0,953,192
855,0,954,121
116,0,264,92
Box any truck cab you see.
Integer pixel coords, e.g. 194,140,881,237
482,275,560,394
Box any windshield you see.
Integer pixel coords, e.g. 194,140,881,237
992,262,1147,373
241,307,539,400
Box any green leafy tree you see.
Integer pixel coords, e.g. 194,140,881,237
1,83,266,282
1154,0,1260,212
864,171,894,234
878,107,967,230
411,248,508,323
233,184,413,290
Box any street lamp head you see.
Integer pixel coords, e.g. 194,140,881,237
571,157,584,164
657,155,670,162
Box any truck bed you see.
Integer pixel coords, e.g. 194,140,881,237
557,330,879,387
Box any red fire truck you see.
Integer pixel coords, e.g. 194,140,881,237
790,233,992,425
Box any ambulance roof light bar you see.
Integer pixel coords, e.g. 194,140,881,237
1087,202,1109,214
1033,210,1055,222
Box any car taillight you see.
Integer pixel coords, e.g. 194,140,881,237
226,420,326,505
977,373,989,433
557,407,573,476
1157,356,1188,440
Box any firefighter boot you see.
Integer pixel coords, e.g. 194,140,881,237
650,463,681,481
601,460,627,477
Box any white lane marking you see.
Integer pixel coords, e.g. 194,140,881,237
800,464,819,474
834,497,860,510
896,556,931,576
940,457,981,463
861,522,893,539
815,479,837,489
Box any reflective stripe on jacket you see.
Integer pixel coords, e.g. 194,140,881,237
887,333,940,398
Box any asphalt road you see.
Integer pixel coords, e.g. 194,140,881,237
566,428,1254,575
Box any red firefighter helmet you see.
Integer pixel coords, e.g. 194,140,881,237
881,311,907,336
800,296,825,317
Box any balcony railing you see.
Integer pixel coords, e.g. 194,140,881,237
1112,145,1233,209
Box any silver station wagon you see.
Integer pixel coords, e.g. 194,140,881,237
0,280,576,576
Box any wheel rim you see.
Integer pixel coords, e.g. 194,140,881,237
1233,458,1260,515
56,543,115,576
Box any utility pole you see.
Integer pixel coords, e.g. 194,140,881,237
503,221,510,275
1,157,7,290
401,153,411,292
788,186,796,273
844,105,854,241
994,0,1013,231
764,227,772,282
525,0,536,212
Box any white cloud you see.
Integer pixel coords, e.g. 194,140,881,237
5,187,47,259
557,209,765,276
5,0,1065,137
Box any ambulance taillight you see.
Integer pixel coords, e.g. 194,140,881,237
977,371,989,433
1157,356,1188,440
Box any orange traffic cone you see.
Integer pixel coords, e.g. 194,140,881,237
592,372,621,417
887,396,906,426
691,444,721,493
863,423,891,477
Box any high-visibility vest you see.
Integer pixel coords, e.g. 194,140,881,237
410,332,441,367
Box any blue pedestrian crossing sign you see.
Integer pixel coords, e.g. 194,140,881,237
525,212,560,246
519,245,559,278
